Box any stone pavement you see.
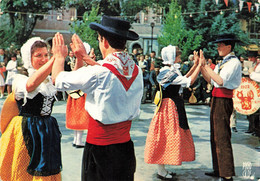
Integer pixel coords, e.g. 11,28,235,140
0,98,259,181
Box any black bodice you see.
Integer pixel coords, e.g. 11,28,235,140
17,93,55,116
162,85,181,99
162,84,189,130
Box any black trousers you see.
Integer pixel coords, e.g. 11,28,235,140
81,140,136,181
210,97,235,177
247,109,260,136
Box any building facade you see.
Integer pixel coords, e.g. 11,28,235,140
32,7,259,57
32,7,162,56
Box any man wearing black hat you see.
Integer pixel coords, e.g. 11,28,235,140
246,50,260,137
200,34,242,181
51,15,143,181
249,54,260,151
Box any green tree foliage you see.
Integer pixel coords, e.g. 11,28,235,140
120,0,153,21
158,0,202,59
0,0,63,48
0,14,22,48
65,0,167,22
70,6,102,59
183,0,251,59
65,0,120,17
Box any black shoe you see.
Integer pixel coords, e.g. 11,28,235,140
72,144,76,147
231,127,238,132
169,172,176,176
75,145,85,148
245,130,253,133
205,171,219,177
252,132,257,136
157,171,175,180
220,177,233,181
255,146,260,150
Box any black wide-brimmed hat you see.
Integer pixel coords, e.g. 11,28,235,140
89,15,139,41
248,51,258,57
211,33,240,43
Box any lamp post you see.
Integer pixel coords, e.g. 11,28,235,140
150,22,155,52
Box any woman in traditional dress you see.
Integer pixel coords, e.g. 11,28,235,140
0,37,64,180
65,43,93,148
144,45,203,180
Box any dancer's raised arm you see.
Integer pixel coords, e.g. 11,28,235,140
51,32,68,84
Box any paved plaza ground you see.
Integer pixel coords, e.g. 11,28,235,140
0,98,259,181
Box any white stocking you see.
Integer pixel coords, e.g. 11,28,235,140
157,164,172,178
76,130,84,146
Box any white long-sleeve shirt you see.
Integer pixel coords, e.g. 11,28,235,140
55,52,143,125
249,63,260,83
211,53,242,90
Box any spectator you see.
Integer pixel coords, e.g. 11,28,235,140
0,48,7,65
182,54,196,102
132,48,138,64
202,75,212,104
150,51,163,71
149,68,160,102
138,54,147,68
230,110,238,132
187,54,194,69
136,54,141,65
189,73,201,103
138,48,143,55
239,56,245,64
180,60,190,75
0,62,6,98
140,64,150,104
16,49,23,67
249,56,260,150
246,51,259,137
145,54,151,71
5,54,18,94
64,50,76,72
207,58,216,70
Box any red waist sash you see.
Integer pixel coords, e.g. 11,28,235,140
86,116,132,146
212,87,233,98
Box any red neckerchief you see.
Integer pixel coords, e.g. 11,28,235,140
102,63,138,91
102,52,139,91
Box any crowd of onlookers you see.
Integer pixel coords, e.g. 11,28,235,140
0,46,258,106
0,45,214,104
0,48,26,98
1,45,254,107
130,48,163,104
130,47,216,104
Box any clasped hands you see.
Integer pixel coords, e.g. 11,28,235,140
52,32,96,65
193,50,207,68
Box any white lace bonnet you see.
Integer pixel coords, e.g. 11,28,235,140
161,45,176,65
21,37,45,72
